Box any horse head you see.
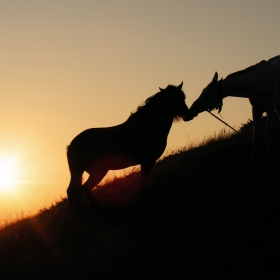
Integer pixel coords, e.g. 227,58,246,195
159,82,191,122
189,72,223,119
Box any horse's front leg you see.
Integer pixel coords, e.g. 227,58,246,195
67,172,84,211
251,105,263,160
140,160,156,189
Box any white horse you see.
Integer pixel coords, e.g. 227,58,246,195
189,55,280,159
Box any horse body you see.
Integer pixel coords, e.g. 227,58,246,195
67,82,190,210
189,55,280,159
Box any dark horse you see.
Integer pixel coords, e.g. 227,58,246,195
67,82,191,210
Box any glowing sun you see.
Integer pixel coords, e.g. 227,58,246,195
0,156,19,191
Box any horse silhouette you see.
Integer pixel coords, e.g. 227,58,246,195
189,55,280,159
67,82,191,210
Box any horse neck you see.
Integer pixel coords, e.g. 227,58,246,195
219,77,256,99
128,108,174,134
153,111,174,133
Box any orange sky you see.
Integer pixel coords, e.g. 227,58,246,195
1,1,280,224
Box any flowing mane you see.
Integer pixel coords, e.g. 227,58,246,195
129,85,186,122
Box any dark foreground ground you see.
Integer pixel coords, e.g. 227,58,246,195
0,118,280,279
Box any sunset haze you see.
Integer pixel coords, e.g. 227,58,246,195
1,0,280,222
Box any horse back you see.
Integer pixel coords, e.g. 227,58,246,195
228,61,276,91
68,119,170,168
268,55,280,79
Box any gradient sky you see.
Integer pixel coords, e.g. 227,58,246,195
1,0,279,223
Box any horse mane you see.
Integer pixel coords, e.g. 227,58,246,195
226,60,264,80
129,85,185,122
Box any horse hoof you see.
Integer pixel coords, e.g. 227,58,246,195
67,189,84,211
82,190,98,208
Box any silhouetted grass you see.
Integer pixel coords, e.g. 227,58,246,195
1,116,280,279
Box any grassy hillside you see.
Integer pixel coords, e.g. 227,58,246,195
1,117,280,279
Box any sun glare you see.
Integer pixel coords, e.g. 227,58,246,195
0,156,19,192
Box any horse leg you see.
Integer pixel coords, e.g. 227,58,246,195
141,160,156,189
251,105,263,160
81,168,108,205
67,170,84,211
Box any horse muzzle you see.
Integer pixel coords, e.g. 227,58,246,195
187,100,205,120
183,114,194,122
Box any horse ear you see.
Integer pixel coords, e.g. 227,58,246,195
177,81,183,90
212,72,218,82
159,87,163,91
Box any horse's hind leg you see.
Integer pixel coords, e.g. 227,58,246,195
81,168,108,205
67,170,84,211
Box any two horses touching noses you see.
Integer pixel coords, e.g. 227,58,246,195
67,82,192,210
67,55,280,210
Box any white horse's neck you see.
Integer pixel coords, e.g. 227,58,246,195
219,60,276,100
219,77,259,100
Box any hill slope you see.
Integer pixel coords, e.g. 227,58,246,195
1,117,280,279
